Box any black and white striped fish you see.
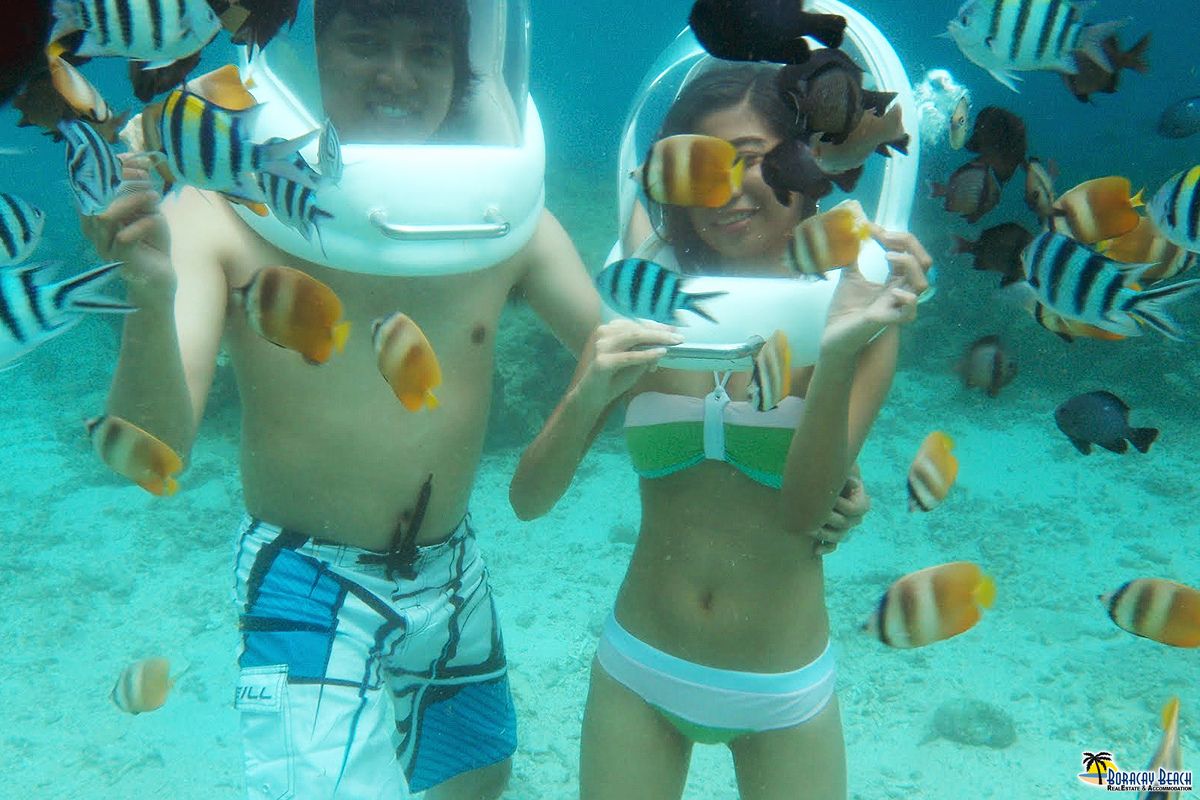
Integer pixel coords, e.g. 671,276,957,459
595,258,726,325
1022,231,1200,340
60,119,123,216
1149,165,1200,255
156,88,320,206
50,0,221,68
257,148,333,253
0,261,134,367
319,118,343,184
0,193,45,267
946,0,1125,92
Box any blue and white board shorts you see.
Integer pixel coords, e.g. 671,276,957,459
232,514,517,800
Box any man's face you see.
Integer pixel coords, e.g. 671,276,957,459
316,10,456,143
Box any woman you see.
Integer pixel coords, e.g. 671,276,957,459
510,62,931,799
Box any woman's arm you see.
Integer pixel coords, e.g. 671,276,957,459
778,231,931,535
509,319,680,520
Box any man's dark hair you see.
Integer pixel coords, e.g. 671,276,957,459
314,0,478,122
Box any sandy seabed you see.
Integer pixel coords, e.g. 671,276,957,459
2,319,1197,800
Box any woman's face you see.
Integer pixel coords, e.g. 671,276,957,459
685,103,805,271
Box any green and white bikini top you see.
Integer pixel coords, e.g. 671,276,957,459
623,373,802,489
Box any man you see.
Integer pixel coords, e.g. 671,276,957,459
85,1,599,798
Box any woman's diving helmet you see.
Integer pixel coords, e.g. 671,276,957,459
610,0,921,369
234,0,542,275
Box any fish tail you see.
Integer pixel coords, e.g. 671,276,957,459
50,0,84,45
973,574,997,609
1130,187,1145,208
1128,278,1200,340
1127,427,1159,454
729,158,746,193
929,180,947,199
681,290,727,324
332,321,351,353
798,11,847,49
1071,19,1130,74
52,261,134,314
829,166,863,193
424,391,439,410
163,477,181,496
1122,33,1151,74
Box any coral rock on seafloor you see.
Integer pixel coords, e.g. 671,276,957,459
925,699,1017,749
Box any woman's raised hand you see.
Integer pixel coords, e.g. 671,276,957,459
574,318,683,410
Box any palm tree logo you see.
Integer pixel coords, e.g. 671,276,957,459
1079,751,1116,786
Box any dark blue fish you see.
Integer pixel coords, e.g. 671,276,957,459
596,258,725,325
1158,96,1200,139
1054,391,1157,455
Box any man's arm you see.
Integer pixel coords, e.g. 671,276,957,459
514,210,602,358
88,185,229,463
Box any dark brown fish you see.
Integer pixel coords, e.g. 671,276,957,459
954,222,1032,286
1,0,54,106
1062,33,1150,104
932,160,1001,224
689,0,846,64
129,52,202,102
965,106,1027,184
956,335,1016,398
778,49,894,145
215,0,301,51
760,138,836,206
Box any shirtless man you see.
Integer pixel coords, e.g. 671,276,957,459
83,1,598,798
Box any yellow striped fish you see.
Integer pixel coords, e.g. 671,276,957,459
1149,165,1200,255
50,0,220,68
785,199,871,277
748,330,791,412
156,88,320,206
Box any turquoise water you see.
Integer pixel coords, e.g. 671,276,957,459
2,1,1198,798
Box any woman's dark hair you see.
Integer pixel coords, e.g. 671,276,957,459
315,0,479,123
655,61,805,272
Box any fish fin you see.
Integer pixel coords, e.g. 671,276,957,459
163,477,180,496
876,134,910,157
1066,436,1093,454
953,236,974,256
828,166,863,193
681,290,728,324
862,90,896,116
66,297,138,314
1128,427,1159,454
987,67,1022,93
1099,438,1129,454
140,59,180,71
1073,19,1129,74
1130,188,1145,208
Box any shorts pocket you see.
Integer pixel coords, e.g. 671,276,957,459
237,664,295,800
